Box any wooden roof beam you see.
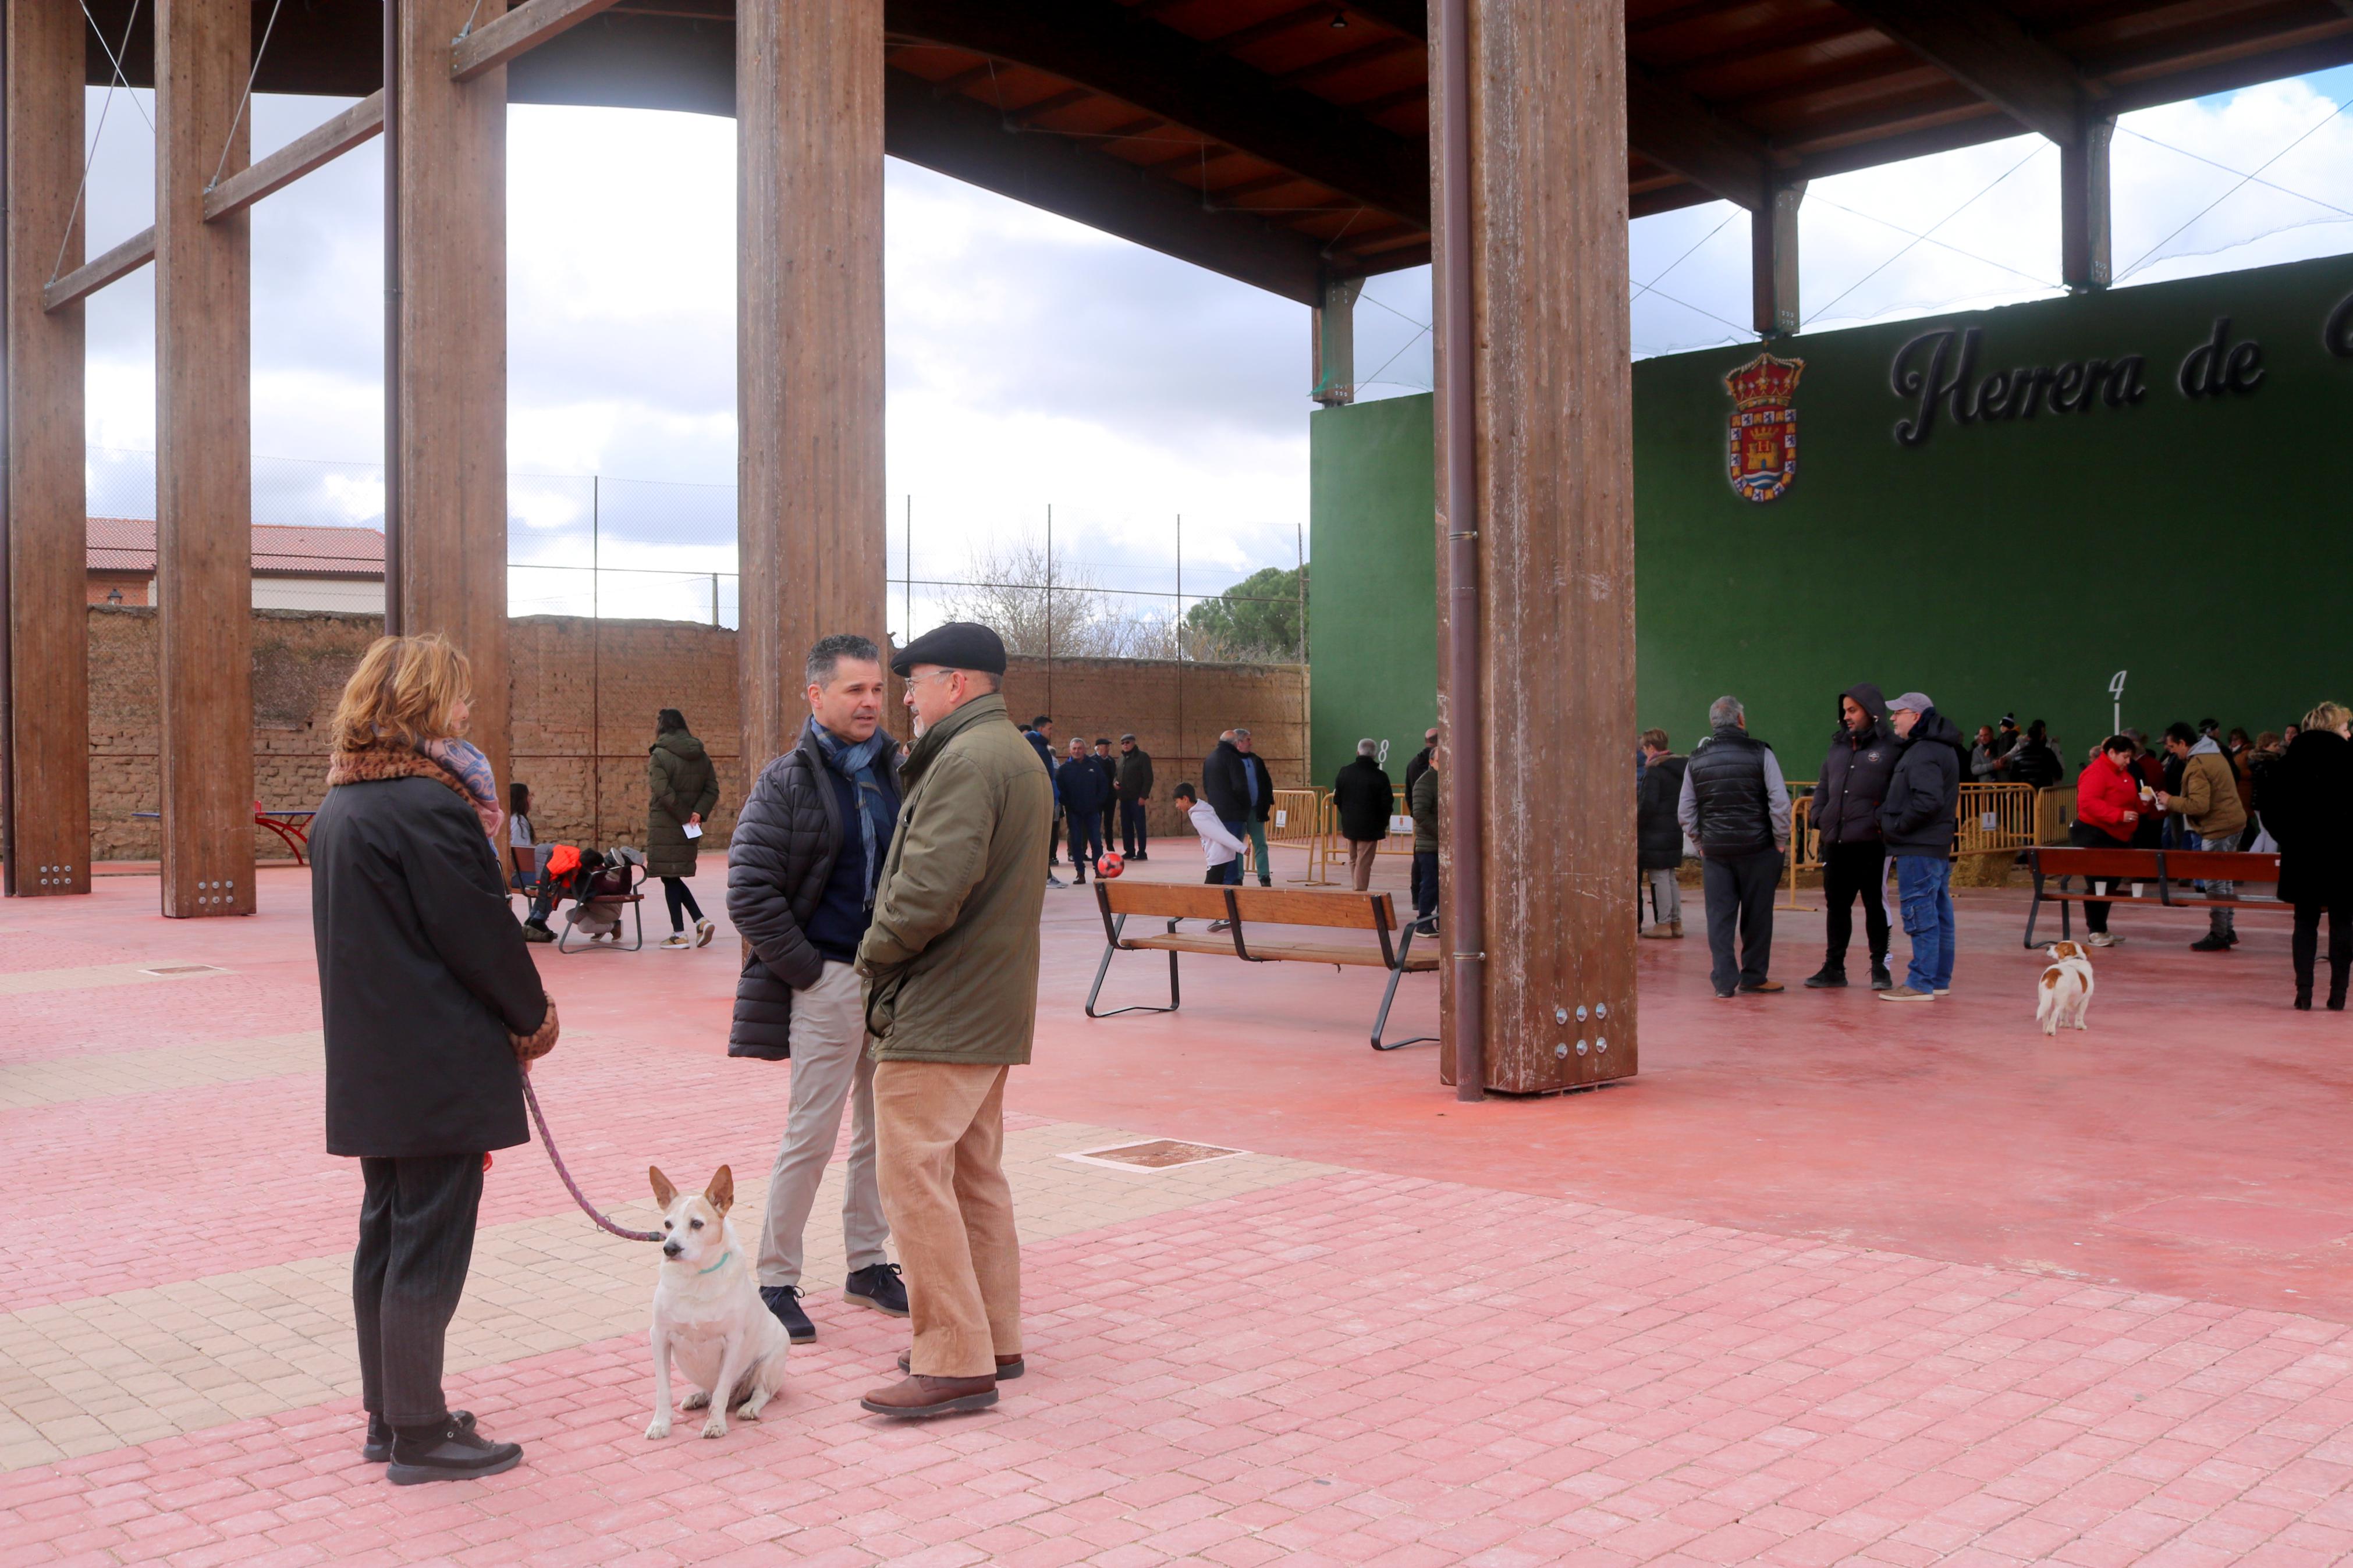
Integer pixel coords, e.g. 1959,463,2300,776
886,0,1429,225
1626,65,1776,212
881,65,1332,304
1835,0,2090,144
452,0,628,83
43,226,156,314
203,91,384,221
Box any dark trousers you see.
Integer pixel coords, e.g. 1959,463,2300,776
354,1153,484,1429
2070,822,2122,932
662,876,704,931
2293,899,2353,1001
1412,849,1439,924
1701,849,1783,995
1119,799,1149,856
1820,840,1889,968
1066,810,1105,876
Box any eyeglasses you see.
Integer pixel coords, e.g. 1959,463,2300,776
904,668,959,688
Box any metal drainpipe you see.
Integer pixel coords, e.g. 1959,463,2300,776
382,0,402,634
0,27,15,897
1436,0,1484,1100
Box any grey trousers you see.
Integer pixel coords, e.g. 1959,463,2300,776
2200,832,2238,936
354,1152,482,1428
755,961,890,1290
1644,868,1681,925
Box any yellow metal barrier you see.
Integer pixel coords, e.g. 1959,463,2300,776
1953,782,2038,857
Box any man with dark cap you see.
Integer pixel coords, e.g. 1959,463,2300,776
1878,691,1965,1002
1115,734,1154,859
857,622,1052,1418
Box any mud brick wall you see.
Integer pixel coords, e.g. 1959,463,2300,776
83,607,1306,861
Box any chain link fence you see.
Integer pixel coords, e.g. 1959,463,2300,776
86,448,1307,664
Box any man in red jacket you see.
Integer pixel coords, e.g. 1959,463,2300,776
2072,735,2146,947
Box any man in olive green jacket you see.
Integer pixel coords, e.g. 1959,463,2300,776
856,622,1053,1418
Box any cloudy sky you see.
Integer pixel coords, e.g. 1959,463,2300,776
71,63,2352,628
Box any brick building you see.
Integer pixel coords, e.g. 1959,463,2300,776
86,518,385,613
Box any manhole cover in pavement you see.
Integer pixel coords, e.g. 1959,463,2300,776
141,965,227,976
1064,1139,1245,1171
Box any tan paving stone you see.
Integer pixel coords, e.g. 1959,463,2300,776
0,963,233,1001
0,1118,1329,1469
0,1030,317,1109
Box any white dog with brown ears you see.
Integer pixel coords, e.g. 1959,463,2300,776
2036,941,2095,1036
645,1165,792,1439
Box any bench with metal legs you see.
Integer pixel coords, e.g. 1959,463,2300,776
1085,882,1439,1048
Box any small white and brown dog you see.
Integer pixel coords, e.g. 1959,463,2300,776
2036,941,2095,1036
645,1165,791,1440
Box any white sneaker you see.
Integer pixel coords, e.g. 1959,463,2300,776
2085,932,2121,947
693,918,715,948
661,934,691,950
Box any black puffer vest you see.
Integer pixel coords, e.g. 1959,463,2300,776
1686,725,1776,858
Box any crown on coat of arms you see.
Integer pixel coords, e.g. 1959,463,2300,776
1723,353,1803,411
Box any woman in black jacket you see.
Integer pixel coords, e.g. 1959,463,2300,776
310,634,556,1484
2268,702,2353,1010
1636,729,1687,937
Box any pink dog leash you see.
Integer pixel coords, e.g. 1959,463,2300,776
518,1065,662,1242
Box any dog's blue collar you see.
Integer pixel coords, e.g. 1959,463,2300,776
695,1250,732,1277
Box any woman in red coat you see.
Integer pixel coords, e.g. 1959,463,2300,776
2072,735,2146,947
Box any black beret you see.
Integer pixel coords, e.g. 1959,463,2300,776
890,621,1007,678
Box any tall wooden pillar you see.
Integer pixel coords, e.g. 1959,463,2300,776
397,0,509,788
2061,115,2114,291
3,1,89,897
1751,180,1804,338
737,0,886,771
156,0,255,918
1434,0,1635,1093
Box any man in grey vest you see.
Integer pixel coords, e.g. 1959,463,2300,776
1677,695,1793,999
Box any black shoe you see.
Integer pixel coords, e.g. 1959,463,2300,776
845,1263,909,1317
761,1285,817,1343
521,922,553,944
386,1416,521,1485
2333,994,2349,1014
2226,930,2241,946
1869,962,1893,991
364,1409,471,1462
1803,966,1846,989
2295,993,2313,1011
2190,935,2232,952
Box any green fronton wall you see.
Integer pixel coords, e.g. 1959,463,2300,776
1308,392,1437,786
1309,254,2353,780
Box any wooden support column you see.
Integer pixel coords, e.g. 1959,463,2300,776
1751,180,1804,338
1311,276,1362,406
738,0,886,770
2061,115,2114,291
156,0,255,918
397,0,509,788
4,1,90,897
1433,0,1635,1094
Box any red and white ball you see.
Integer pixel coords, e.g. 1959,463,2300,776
1095,851,1126,880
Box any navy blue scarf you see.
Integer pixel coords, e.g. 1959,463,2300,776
809,721,892,911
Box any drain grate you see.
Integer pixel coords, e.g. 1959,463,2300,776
141,964,228,977
1062,1138,1245,1172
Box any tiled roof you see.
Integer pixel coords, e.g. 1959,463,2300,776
86,518,385,578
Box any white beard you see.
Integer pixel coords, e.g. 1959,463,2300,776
909,713,928,738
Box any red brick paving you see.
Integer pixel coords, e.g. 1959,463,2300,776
9,858,2353,1563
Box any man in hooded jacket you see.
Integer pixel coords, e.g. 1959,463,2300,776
1878,692,1965,1002
1807,684,1898,990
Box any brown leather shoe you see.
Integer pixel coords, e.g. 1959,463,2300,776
1739,979,1784,993
859,1374,998,1417
900,1350,1024,1379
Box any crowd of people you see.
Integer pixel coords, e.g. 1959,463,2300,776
1634,688,2353,1010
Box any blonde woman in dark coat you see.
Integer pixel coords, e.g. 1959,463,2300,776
310,632,557,1482
647,707,721,948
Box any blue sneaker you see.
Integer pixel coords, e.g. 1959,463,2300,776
761,1285,816,1343
844,1263,909,1317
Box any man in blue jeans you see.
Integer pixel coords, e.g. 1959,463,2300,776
1877,692,1965,1001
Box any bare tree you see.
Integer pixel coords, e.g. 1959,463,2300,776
936,540,1180,659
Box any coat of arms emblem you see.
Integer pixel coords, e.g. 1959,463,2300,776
1723,352,1804,503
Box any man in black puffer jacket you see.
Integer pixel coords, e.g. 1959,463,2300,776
727,634,910,1345
1807,683,1898,991
1878,692,1965,1003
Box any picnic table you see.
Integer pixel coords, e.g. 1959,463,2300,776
131,808,317,865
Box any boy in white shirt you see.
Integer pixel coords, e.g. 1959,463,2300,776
1174,782,1247,884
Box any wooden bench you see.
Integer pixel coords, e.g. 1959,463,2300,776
2025,847,2284,948
1087,881,1439,1051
